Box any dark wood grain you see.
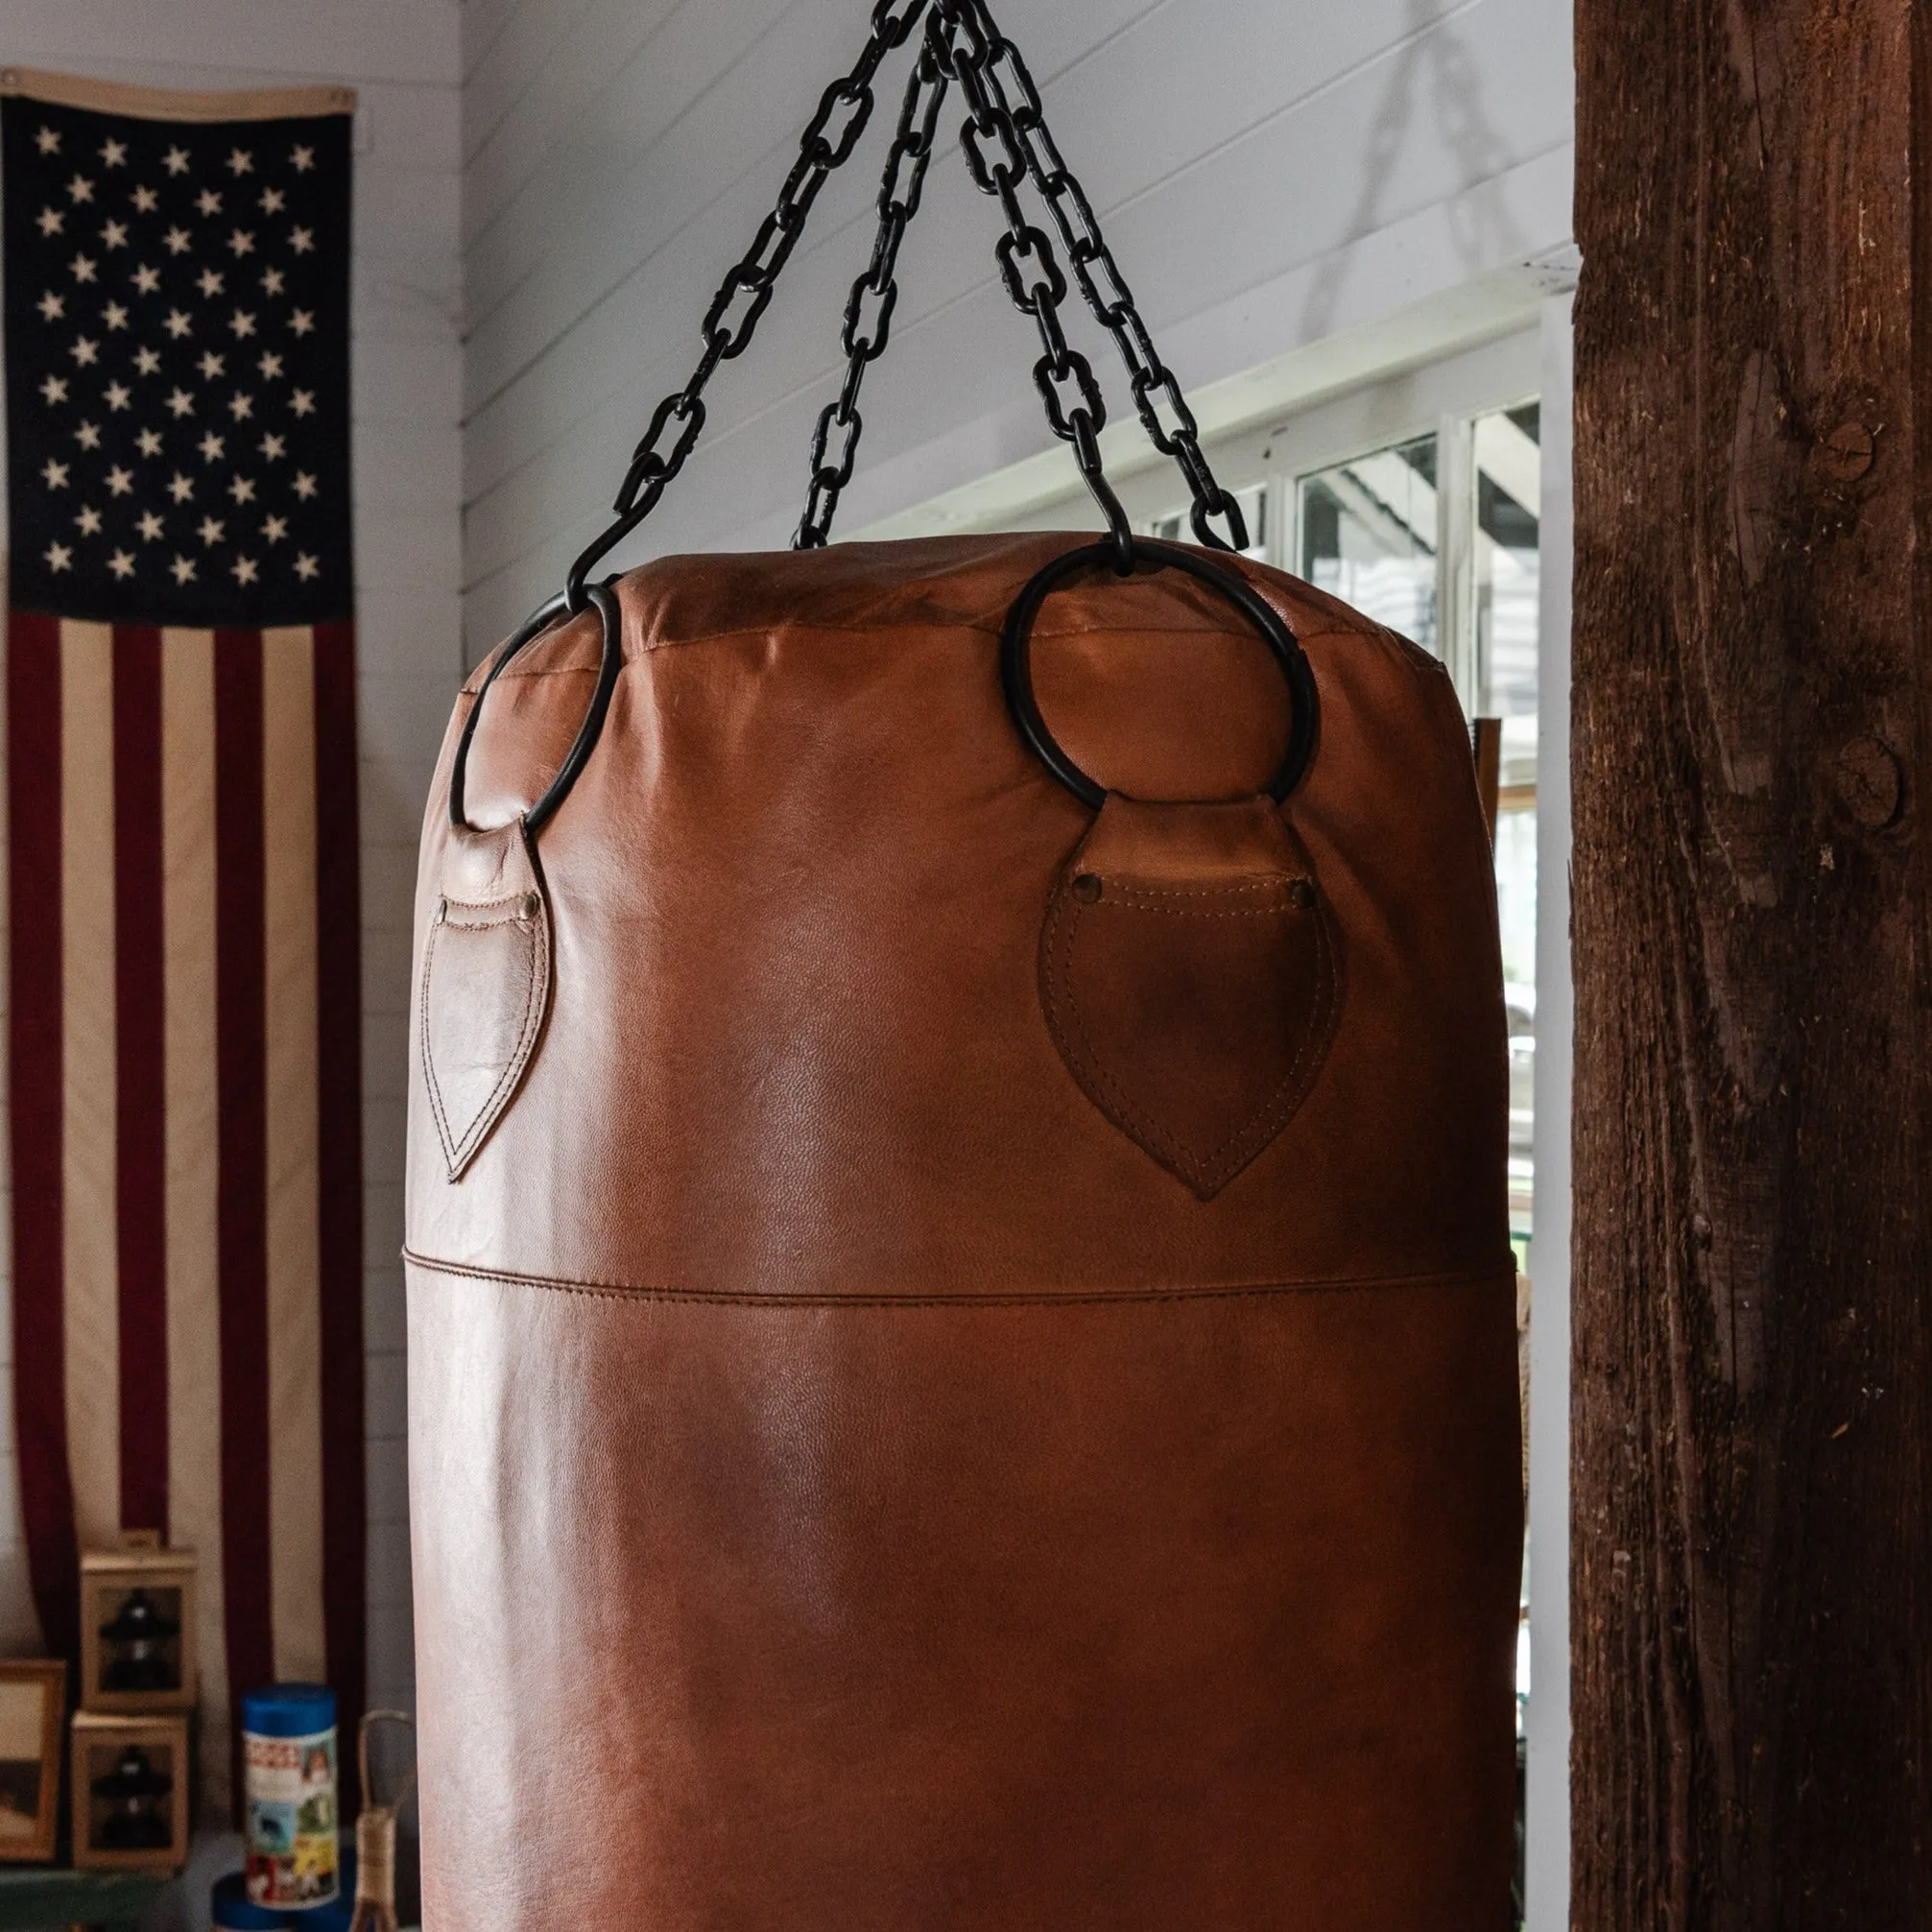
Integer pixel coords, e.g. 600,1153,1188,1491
1572,2,1932,1923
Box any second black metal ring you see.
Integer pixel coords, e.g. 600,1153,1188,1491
999,538,1319,810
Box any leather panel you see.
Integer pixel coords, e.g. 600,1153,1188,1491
409,536,1510,1300
409,1259,1521,1932
405,535,1518,1929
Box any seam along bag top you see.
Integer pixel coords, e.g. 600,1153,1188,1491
405,6,1520,1926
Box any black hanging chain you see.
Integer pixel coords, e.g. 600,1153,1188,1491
796,0,1245,556
937,0,1247,553
564,0,1245,608
919,0,1135,563
795,39,951,550
565,0,929,606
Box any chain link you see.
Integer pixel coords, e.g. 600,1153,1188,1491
925,0,1137,562
796,37,951,549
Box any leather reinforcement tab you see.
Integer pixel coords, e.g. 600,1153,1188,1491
420,819,553,1181
1039,794,1341,1200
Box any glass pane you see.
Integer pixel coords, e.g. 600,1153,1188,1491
1473,402,1540,1251
1298,435,1439,653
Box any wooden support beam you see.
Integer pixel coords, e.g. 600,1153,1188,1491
1572,3,1932,1922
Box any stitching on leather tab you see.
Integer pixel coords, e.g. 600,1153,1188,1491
419,889,551,1181
1040,871,1341,1199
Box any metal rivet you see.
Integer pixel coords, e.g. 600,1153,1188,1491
1072,873,1103,904
1289,879,1316,909
519,891,541,922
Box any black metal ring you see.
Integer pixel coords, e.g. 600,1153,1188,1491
449,581,624,838
999,538,1318,809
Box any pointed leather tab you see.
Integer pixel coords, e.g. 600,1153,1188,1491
1039,795,1341,1200
419,819,553,1181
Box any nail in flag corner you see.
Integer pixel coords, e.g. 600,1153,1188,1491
2,70,366,1816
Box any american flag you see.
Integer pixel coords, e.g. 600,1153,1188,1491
2,72,365,1815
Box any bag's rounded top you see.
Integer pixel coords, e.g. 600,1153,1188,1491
413,533,1508,1301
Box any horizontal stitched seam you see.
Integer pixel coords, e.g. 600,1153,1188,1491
1090,903,1293,918
441,911,532,932
401,1247,1515,1308
1102,881,1289,897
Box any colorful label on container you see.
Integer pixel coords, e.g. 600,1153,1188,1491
244,1726,339,1906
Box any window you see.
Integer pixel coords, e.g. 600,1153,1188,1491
1138,363,1545,1261
1472,404,1542,1260
1299,434,1440,653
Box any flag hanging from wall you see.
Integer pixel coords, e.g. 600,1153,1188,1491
1,70,364,1815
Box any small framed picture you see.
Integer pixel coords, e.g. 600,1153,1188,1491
0,1659,65,1863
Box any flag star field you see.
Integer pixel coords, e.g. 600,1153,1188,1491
4,101,351,625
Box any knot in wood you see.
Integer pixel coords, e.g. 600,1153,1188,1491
1809,420,1875,485
1831,735,1902,829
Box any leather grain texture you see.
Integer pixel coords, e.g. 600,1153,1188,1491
405,533,1519,1931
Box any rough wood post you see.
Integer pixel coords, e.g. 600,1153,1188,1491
1571,3,1932,1924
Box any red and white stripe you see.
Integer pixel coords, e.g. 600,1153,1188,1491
7,611,365,1814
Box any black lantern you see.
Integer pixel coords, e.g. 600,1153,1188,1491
92,1744,173,1849
98,1589,180,1694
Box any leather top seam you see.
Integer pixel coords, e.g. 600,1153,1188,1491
400,1247,1517,1307
466,623,1382,687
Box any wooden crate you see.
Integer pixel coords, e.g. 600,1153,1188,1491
78,1546,196,1716
69,1714,188,1874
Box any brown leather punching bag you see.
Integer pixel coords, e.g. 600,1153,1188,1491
406,6,1520,1927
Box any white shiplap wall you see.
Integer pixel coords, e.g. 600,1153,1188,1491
0,0,464,1720
0,0,1576,1818
461,0,1575,653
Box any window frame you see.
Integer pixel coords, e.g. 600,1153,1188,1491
1118,327,1543,721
